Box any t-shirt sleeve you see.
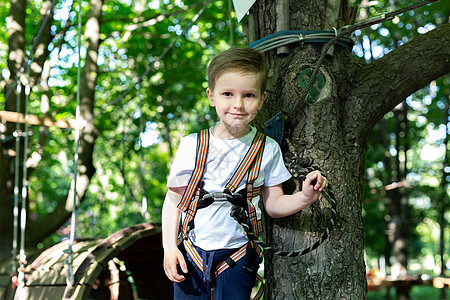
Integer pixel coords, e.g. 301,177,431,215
166,133,197,188
263,138,292,187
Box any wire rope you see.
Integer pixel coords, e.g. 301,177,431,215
9,0,59,283
65,0,83,287
16,61,32,287
137,87,149,220
121,107,127,228
11,82,21,278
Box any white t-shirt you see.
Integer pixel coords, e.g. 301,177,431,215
167,126,291,250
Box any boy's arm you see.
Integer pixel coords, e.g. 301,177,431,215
263,170,327,218
162,186,188,282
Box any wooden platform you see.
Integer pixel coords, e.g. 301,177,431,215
0,110,75,129
367,275,450,291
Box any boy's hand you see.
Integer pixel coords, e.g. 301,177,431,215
302,170,328,203
163,248,188,283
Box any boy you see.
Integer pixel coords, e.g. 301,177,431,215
162,47,327,299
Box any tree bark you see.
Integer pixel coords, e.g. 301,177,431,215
248,1,450,298
438,97,448,300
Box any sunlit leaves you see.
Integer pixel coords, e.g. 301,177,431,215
0,0,245,245
359,0,448,273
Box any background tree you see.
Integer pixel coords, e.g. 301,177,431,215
359,1,449,298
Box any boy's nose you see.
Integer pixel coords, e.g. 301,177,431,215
233,96,244,108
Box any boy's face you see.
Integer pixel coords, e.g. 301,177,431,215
207,70,266,135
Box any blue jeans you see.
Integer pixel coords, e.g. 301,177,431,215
174,243,261,300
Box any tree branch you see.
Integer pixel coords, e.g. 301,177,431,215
350,23,450,134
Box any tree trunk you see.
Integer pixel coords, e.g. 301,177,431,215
438,97,448,300
387,103,411,300
248,1,449,298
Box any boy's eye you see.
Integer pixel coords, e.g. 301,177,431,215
244,93,255,98
223,92,232,97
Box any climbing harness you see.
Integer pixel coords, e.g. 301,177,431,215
177,129,266,282
175,125,337,300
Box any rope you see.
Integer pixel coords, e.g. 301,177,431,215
229,163,337,257
137,88,149,220
249,1,437,258
64,0,83,287
212,156,337,258
121,108,127,228
250,30,354,52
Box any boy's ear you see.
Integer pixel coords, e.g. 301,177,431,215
207,88,215,106
259,91,267,109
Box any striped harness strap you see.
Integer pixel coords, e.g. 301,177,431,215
224,131,265,255
176,129,266,278
184,238,247,277
177,129,209,212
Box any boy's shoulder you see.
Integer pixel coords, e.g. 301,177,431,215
183,127,280,149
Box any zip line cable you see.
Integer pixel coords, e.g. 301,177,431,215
17,62,32,286
137,88,149,220
64,0,83,287
95,0,215,118
10,61,32,286
3,0,58,107
9,0,65,283
11,82,21,278
121,108,127,228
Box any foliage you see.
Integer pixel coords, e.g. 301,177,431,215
357,0,449,277
0,0,247,246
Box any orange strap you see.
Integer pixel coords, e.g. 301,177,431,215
177,129,209,212
225,132,266,192
183,239,249,278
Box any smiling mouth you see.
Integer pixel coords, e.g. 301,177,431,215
229,112,246,117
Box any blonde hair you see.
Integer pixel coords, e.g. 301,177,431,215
207,47,267,91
